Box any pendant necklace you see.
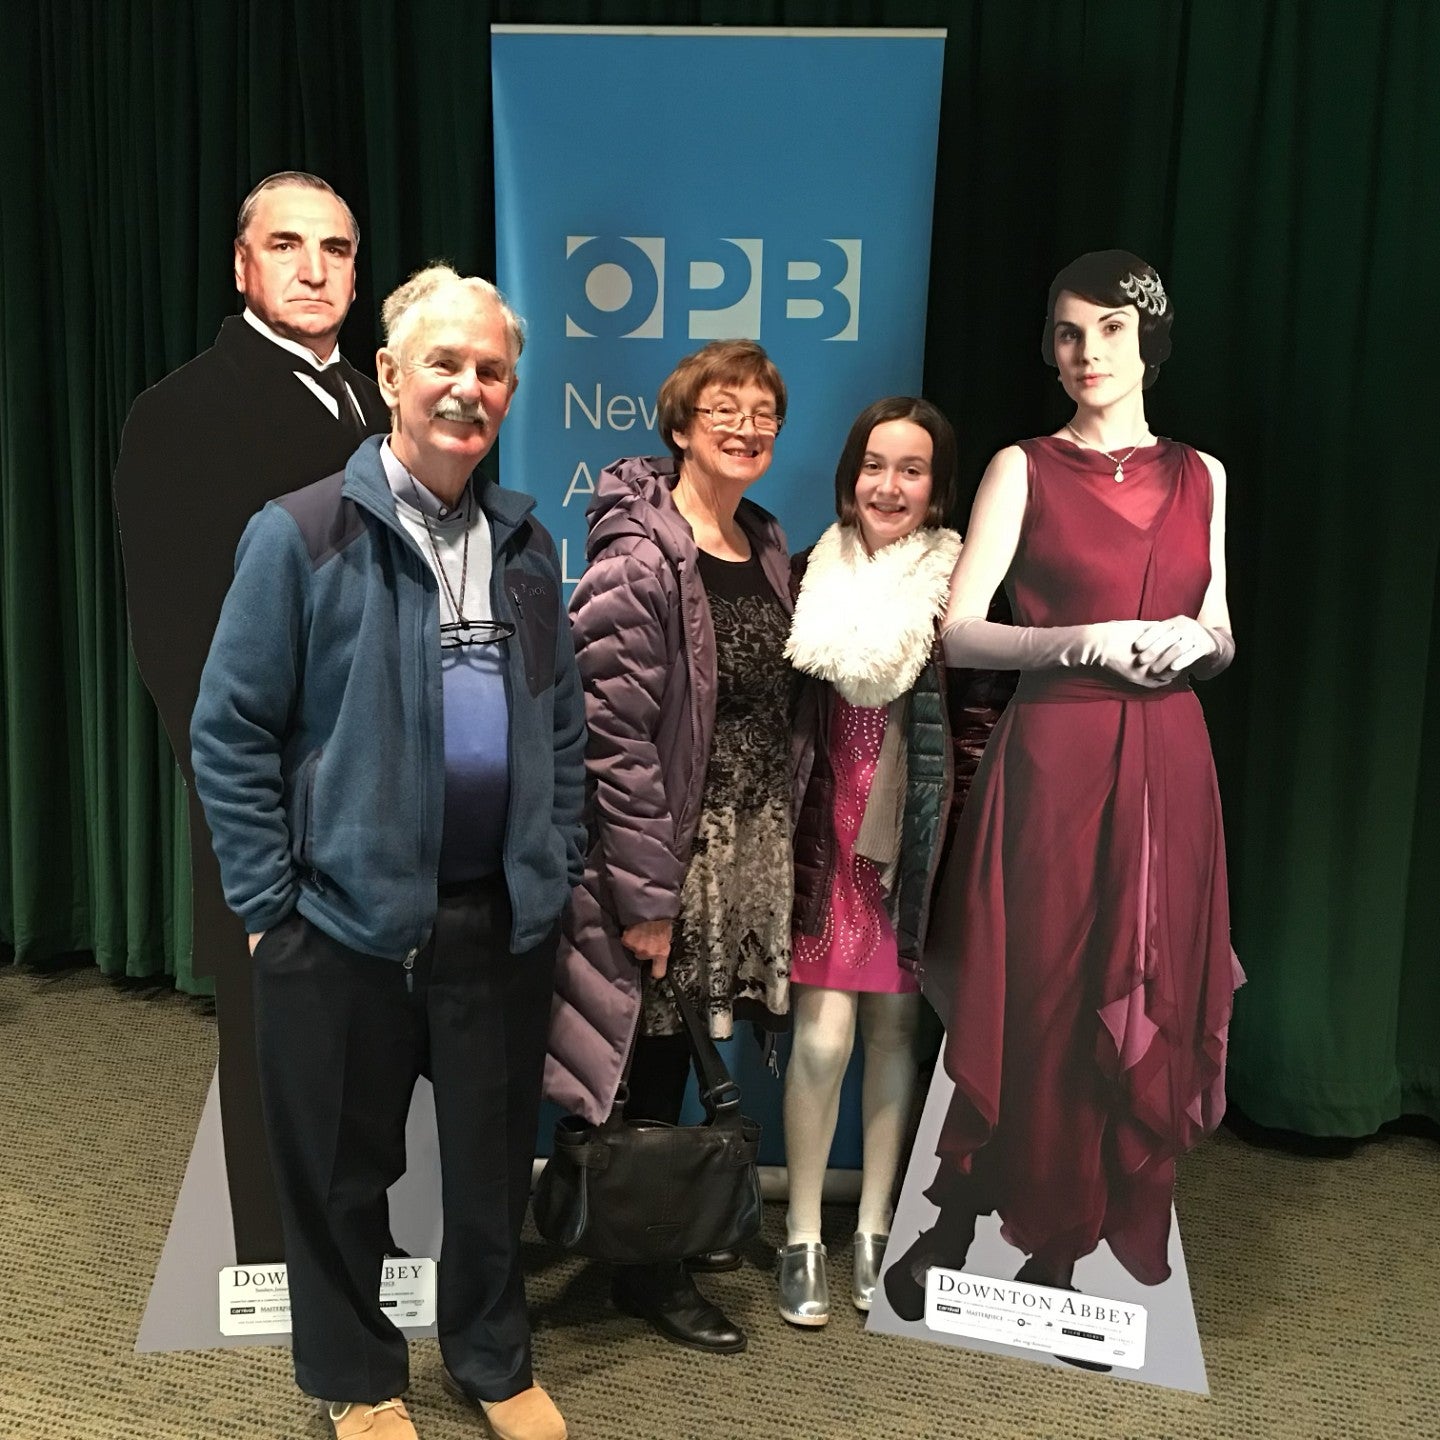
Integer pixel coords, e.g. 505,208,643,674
1064,421,1148,484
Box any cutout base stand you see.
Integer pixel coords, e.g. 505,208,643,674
137,1068,444,1352
866,1059,1210,1394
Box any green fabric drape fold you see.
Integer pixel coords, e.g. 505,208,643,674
1,1,1435,1129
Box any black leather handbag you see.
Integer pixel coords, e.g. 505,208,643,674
532,978,763,1264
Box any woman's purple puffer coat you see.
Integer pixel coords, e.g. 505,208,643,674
542,455,792,1124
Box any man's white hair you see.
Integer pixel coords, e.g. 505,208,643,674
381,264,526,367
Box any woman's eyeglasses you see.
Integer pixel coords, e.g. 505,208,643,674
693,404,784,436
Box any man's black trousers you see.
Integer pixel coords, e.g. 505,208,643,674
251,878,557,1404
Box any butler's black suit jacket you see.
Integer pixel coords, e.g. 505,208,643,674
114,315,390,798
113,315,390,1260
115,315,391,990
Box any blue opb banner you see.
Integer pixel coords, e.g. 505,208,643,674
492,24,945,577
493,25,945,1164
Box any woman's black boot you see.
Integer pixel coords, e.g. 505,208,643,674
612,1260,747,1353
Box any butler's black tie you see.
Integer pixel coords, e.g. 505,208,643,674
312,366,363,440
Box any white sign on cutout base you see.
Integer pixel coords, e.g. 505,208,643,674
925,1266,1148,1370
218,1258,437,1337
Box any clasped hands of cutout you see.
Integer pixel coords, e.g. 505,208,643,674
1090,615,1217,687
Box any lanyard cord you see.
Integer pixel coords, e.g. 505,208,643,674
407,476,471,623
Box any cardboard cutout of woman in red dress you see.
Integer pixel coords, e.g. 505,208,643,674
885,251,1242,1326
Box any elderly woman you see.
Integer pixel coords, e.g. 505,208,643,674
554,340,794,1355
885,252,1240,1357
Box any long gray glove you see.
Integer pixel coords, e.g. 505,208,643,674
1194,631,1235,678
942,615,1233,687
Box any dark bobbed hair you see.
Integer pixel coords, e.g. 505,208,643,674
834,396,956,530
656,339,787,464
1041,249,1173,389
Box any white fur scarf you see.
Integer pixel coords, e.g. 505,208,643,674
785,523,962,707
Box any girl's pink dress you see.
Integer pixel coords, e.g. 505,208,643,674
791,697,920,995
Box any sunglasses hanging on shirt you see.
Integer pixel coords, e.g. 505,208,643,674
440,618,515,651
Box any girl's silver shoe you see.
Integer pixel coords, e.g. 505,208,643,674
852,1232,889,1312
777,1241,829,1326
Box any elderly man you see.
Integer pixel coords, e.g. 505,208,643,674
191,266,583,1440
113,171,390,1263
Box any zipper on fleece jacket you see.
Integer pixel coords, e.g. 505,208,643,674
342,473,443,958
495,561,523,939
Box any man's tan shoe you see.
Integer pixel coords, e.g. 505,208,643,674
328,1397,418,1439
441,1370,566,1440
480,1386,566,1440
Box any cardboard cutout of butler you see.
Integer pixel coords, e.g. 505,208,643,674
112,172,390,1263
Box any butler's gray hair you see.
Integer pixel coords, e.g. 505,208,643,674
235,171,359,247
381,264,526,368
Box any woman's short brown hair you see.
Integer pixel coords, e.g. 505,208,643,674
656,339,787,463
834,396,957,530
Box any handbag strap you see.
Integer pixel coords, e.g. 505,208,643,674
661,975,742,1118
606,972,743,1125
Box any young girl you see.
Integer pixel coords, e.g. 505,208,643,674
780,397,995,1326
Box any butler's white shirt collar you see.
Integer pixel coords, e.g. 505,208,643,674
242,307,342,370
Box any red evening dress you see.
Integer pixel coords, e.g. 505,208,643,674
922,436,1242,1286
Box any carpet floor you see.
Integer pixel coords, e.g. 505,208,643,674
2,963,1436,1440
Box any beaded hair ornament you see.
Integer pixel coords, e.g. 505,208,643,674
1119,270,1168,317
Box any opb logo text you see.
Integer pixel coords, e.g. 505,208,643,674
564,236,861,342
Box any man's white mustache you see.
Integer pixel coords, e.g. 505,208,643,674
432,400,489,425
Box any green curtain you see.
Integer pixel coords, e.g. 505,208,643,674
1,1,1434,1130
917,3,1440,1136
